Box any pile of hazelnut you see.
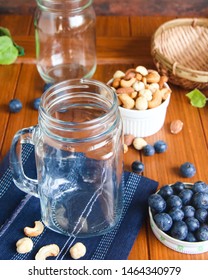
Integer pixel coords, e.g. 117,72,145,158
109,66,171,110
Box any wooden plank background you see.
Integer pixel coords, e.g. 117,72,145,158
0,0,208,16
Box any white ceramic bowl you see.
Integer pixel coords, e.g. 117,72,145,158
149,184,208,254
108,80,171,137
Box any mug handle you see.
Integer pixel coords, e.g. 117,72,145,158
9,125,39,197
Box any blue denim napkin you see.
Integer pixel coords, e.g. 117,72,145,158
0,144,158,260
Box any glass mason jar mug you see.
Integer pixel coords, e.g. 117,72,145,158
34,0,97,83
10,79,124,237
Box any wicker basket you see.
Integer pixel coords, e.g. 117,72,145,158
151,18,208,90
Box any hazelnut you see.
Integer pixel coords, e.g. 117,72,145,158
133,137,147,150
170,120,184,134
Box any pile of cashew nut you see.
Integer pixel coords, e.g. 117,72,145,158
15,220,86,260
109,66,171,110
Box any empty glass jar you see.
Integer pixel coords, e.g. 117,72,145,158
10,79,124,237
34,0,97,83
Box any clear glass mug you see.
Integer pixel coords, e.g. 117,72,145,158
10,79,124,237
34,0,97,83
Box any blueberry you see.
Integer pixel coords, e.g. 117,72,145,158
154,213,173,232
179,162,196,178
182,205,195,218
43,83,53,92
154,140,167,153
178,188,193,205
142,144,155,156
33,97,41,110
148,194,166,213
195,208,208,223
185,217,200,232
196,224,208,241
170,221,188,240
166,195,183,209
192,181,208,193
192,192,208,209
158,185,174,199
168,207,184,221
185,232,197,242
131,160,144,173
9,99,22,113
171,181,185,194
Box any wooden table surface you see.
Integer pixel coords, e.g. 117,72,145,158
0,15,208,260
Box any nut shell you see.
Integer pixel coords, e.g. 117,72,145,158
170,120,184,134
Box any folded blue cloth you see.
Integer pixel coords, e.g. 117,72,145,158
0,144,158,260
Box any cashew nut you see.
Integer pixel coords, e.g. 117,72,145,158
69,242,86,260
160,87,171,100
133,81,145,92
24,221,44,237
119,94,135,109
16,237,33,254
138,89,152,101
148,89,163,109
135,73,142,81
135,96,148,110
113,70,125,79
120,77,136,88
158,75,168,89
35,244,60,260
123,144,128,154
146,71,160,83
130,91,137,99
147,82,160,93
110,66,172,111
135,66,148,76
112,78,121,89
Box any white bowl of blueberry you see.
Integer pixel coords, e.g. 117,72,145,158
148,181,208,254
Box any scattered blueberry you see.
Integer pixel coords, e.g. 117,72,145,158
142,144,155,156
168,207,184,221
148,194,166,213
43,83,53,92
9,99,22,113
166,195,183,209
192,192,208,209
179,162,196,178
182,205,195,218
170,221,188,240
185,217,200,232
131,160,144,173
171,181,185,194
195,208,208,223
154,140,167,153
33,97,41,110
154,213,173,232
196,224,208,241
192,181,208,193
158,185,174,199
178,188,193,205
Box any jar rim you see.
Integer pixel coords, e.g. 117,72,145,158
39,79,119,142
36,0,93,12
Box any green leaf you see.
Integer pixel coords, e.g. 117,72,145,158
186,88,207,108
13,43,25,56
0,36,18,64
0,27,11,37
0,26,25,61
